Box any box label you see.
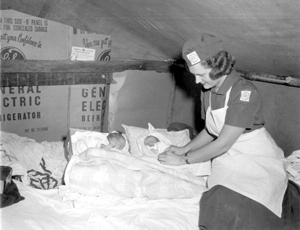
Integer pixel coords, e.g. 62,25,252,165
0,85,69,141
0,10,69,60
68,84,108,131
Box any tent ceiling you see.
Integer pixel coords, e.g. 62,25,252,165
1,0,300,78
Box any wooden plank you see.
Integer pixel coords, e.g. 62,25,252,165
0,72,112,87
1,60,172,73
0,60,172,87
5,60,298,88
172,62,300,88
237,70,300,88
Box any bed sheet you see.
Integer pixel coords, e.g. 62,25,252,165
65,147,207,199
1,129,203,229
1,180,201,230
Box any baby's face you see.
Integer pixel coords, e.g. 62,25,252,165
144,136,160,147
108,134,126,150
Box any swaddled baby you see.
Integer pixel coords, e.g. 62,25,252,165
72,131,129,157
101,132,126,150
137,123,211,177
138,123,185,157
143,135,170,155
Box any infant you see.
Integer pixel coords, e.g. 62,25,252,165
101,132,126,150
144,135,170,155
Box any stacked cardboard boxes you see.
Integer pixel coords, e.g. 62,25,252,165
0,10,111,141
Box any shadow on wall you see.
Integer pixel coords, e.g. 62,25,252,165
170,58,205,133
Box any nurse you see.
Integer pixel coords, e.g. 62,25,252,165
158,33,288,230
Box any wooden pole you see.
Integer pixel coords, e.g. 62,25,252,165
173,62,300,88
0,60,173,87
1,60,172,74
237,70,300,88
1,60,300,88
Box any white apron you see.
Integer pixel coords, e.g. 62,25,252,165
206,87,288,217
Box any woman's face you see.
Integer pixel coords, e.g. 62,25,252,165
188,63,219,89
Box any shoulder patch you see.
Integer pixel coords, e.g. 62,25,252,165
240,91,251,102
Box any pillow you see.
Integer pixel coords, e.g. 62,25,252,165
122,125,148,157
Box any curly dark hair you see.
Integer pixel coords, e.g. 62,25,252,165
202,51,236,80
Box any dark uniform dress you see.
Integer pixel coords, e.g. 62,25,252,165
198,70,288,230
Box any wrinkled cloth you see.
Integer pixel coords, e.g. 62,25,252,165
2,180,201,230
64,148,207,199
286,150,300,186
0,131,44,172
0,131,67,188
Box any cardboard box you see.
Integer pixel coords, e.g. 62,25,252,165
0,85,69,141
70,28,111,61
0,10,70,60
64,128,82,161
0,10,112,60
68,84,109,132
0,10,112,142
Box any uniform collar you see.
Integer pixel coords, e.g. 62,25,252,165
211,69,240,95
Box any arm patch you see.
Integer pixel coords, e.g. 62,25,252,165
240,91,251,102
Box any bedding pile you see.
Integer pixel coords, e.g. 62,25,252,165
2,126,300,230
1,126,208,229
286,149,300,186
0,131,67,189
64,124,209,199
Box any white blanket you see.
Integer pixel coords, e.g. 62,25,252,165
64,148,207,199
0,131,66,188
1,180,202,230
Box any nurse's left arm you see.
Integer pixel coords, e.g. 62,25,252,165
187,124,245,163
159,125,245,165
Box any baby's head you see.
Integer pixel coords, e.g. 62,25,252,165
144,135,170,155
106,133,126,150
144,135,160,147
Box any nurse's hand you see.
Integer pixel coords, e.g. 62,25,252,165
164,145,186,156
158,147,186,166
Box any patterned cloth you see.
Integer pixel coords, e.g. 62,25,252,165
0,131,67,189
27,158,58,189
